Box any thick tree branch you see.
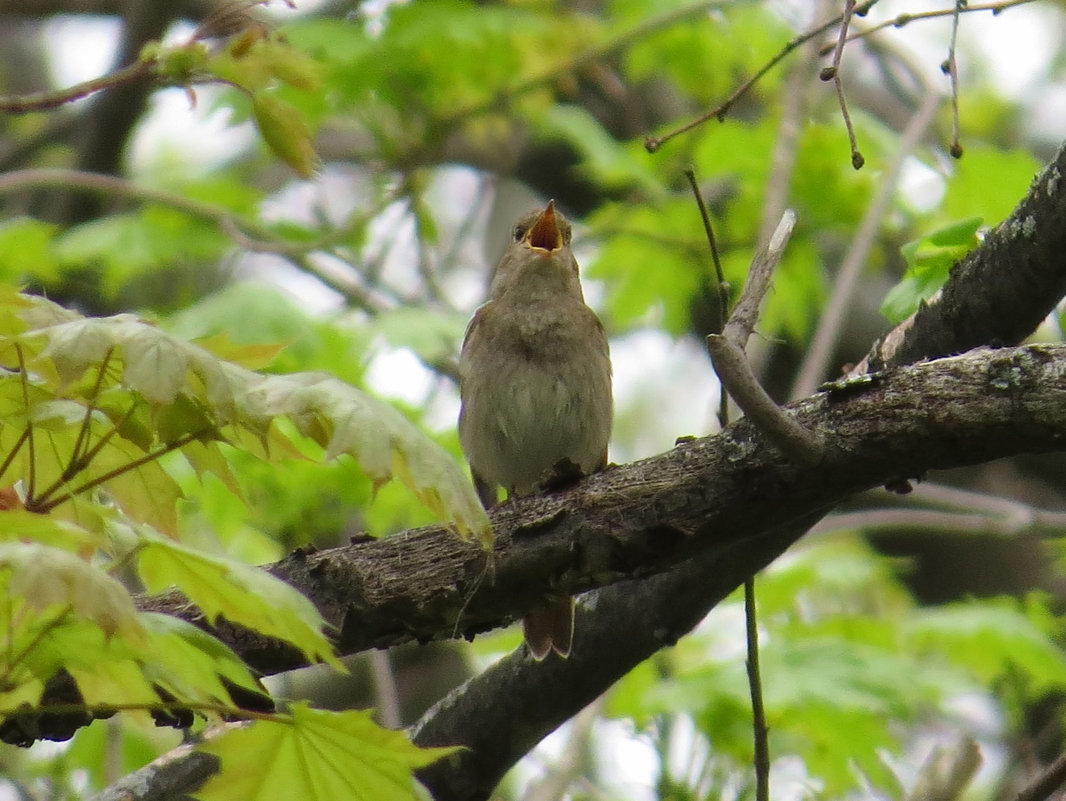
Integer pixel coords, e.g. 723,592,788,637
128,344,1066,674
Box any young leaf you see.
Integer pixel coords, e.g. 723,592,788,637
0,542,143,640
140,613,265,706
880,217,982,324
0,509,107,555
196,703,457,801
252,93,318,178
243,372,491,546
15,298,490,544
136,536,340,668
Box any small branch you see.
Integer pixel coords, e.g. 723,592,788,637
1015,749,1066,801
645,0,881,152
812,507,1049,538
15,345,36,502
943,1,964,158
370,651,402,730
683,169,727,291
745,580,769,801
903,736,981,801
707,209,825,464
31,431,205,514
0,429,29,486
825,1,1037,55
0,168,399,317
820,0,864,169
68,348,115,473
684,167,730,425
0,60,151,114
910,482,1066,529
813,481,1066,537
520,700,600,801
707,334,825,465
685,168,768,796
722,210,795,344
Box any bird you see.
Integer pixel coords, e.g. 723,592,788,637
458,200,612,660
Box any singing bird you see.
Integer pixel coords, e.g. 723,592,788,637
458,201,612,659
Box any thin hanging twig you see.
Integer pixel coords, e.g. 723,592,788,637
820,0,865,169
943,1,965,158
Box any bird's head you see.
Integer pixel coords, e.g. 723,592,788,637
489,201,582,300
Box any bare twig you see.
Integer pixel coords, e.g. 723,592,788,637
1015,749,1066,801
755,17,821,253
790,87,941,400
707,210,824,465
722,211,795,345
645,0,881,152
684,167,729,426
370,651,402,730
520,700,601,801
826,1,1038,54
814,507,1046,537
683,170,726,292
943,1,964,158
813,480,1066,538
911,482,1066,528
15,345,36,502
744,580,769,801
903,737,981,801
0,60,151,113
820,0,865,169
707,334,825,464
0,168,397,316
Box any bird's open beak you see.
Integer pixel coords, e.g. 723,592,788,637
526,200,563,252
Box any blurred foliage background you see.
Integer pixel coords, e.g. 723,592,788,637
2,0,1066,799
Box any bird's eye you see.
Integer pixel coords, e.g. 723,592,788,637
512,225,525,242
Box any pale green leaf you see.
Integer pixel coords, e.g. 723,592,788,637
136,536,339,668
881,217,982,323
17,297,488,543
0,542,143,640
0,510,108,555
244,372,490,546
252,93,318,178
196,703,456,801
140,613,264,705
115,319,189,404
83,434,183,536
38,317,117,387
940,144,1041,224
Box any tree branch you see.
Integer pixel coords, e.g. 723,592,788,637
126,344,1066,670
